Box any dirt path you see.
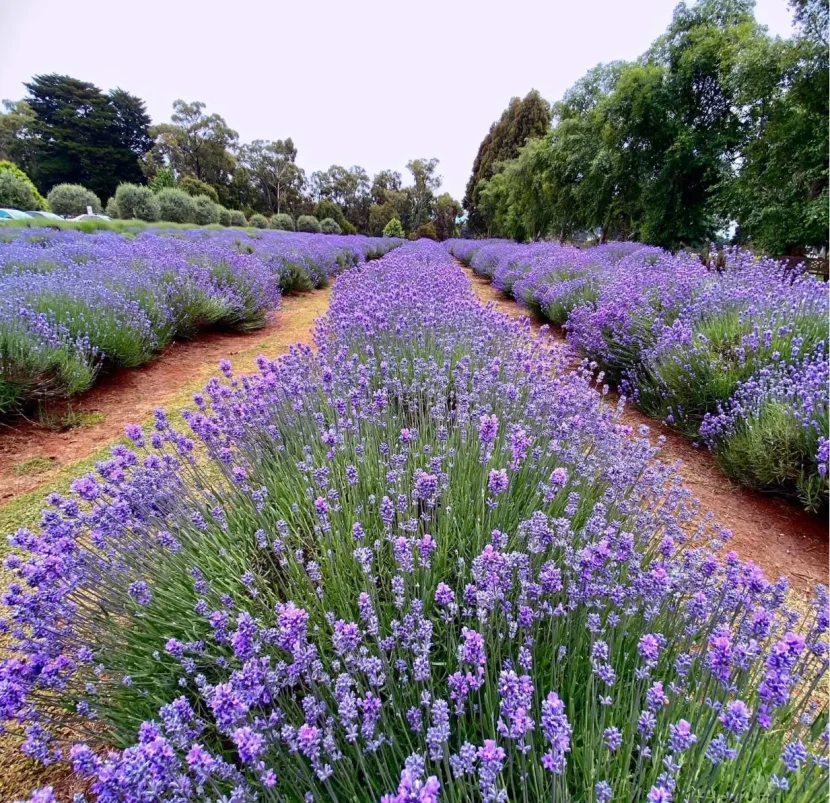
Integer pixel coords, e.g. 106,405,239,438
0,289,330,507
0,289,332,803
465,267,828,596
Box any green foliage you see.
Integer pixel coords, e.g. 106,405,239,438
382,217,404,238
277,260,315,294
297,214,321,233
46,183,102,217
715,399,828,511
269,213,294,231
238,138,303,217
229,210,247,227
464,89,551,234
248,213,269,229
217,206,232,227
406,158,442,229
465,1,828,255
320,217,342,234
24,75,151,200
340,220,357,235
433,192,462,240
0,169,40,211
192,195,221,225
410,221,438,240
156,188,197,223
148,167,175,192
179,176,220,203
369,202,398,236
0,160,48,210
146,100,237,205
104,197,119,218
313,199,347,229
114,183,160,222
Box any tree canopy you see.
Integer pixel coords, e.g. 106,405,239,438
465,0,828,255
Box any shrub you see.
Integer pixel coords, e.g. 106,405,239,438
148,167,176,193
249,213,269,229
383,217,405,238
114,183,160,222
179,176,219,203
0,170,40,212
192,195,221,225
313,199,347,229
104,197,120,218
269,213,294,231
46,184,102,217
410,221,438,240
320,217,342,234
229,210,247,227
297,214,321,233
341,220,358,235
0,161,47,211
217,205,232,226
156,188,198,223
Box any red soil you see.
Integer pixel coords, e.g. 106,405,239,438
0,290,331,506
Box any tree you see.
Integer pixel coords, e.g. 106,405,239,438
406,158,442,229
146,100,238,203
433,193,462,240
463,90,551,234
371,170,402,205
727,0,829,253
307,165,371,231
0,100,38,176
0,160,47,210
179,176,219,203
23,74,152,200
382,217,404,238
239,138,304,215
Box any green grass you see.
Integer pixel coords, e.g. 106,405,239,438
11,456,57,477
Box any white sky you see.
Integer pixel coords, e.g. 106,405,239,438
0,0,795,201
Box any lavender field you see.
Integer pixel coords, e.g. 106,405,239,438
0,228,401,416
3,242,827,803
449,240,829,511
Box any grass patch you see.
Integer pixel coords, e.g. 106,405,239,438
11,456,57,476
37,406,106,431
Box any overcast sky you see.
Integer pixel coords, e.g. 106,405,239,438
0,0,796,201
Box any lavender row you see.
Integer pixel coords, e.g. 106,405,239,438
4,241,827,802
0,228,401,414
448,239,829,510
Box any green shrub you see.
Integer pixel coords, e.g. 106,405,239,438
0,161,48,211
0,171,40,212
148,167,176,193
410,221,437,240
217,206,232,226
156,188,198,223
114,183,160,222
229,210,247,227
249,213,269,229
341,220,358,235
320,217,342,234
47,184,102,217
179,176,219,203
104,197,120,218
269,213,294,231
313,199,347,229
382,217,404,238
297,214,321,233
193,195,221,225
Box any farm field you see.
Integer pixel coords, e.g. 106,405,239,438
1,240,826,803
449,240,829,512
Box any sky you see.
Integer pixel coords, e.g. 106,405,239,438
0,0,796,201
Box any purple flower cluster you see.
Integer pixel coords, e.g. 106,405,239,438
448,239,828,508
0,227,400,413
4,241,828,802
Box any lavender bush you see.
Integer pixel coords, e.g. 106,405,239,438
448,240,829,509
4,242,827,802
0,228,401,414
